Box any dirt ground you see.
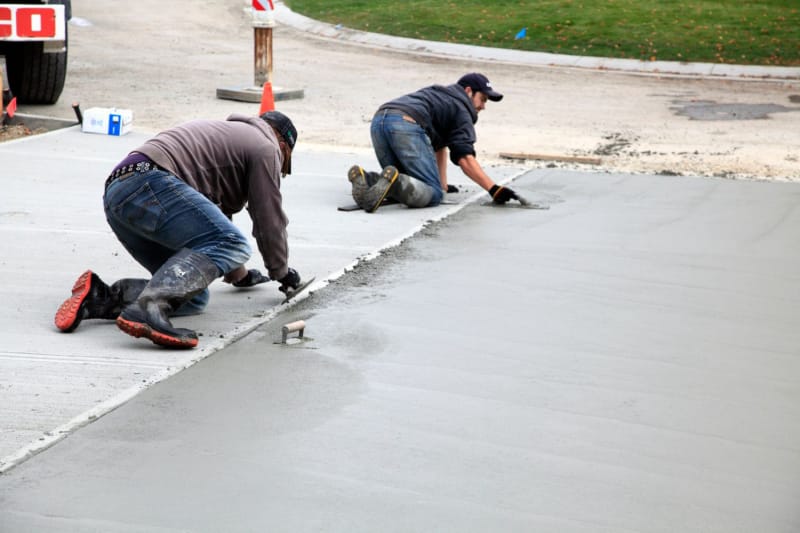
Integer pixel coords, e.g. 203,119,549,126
7,0,800,181
0,124,37,142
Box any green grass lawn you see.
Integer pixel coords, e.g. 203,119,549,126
283,0,800,66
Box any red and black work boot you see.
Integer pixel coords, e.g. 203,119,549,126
54,270,95,332
116,305,199,349
114,248,218,349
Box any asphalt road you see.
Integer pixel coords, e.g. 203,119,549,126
16,0,800,180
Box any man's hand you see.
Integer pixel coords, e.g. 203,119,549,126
278,268,301,295
489,184,520,204
232,269,270,288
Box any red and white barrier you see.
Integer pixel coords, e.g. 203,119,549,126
215,0,303,104
251,0,275,28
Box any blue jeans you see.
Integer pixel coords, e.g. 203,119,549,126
370,109,443,206
103,169,252,315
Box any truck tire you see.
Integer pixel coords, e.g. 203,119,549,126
5,0,69,105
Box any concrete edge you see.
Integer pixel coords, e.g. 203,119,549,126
273,1,800,81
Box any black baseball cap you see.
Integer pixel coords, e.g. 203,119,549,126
457,72,504,102
260,110,297,174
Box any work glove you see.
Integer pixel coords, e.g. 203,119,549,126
489,184,520,205
278,267,301,295
446,184,459,193
232,269,270,288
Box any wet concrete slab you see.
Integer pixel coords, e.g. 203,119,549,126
1,170,798,532
0,126,521,473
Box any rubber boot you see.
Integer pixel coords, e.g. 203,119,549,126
386,169,435,208
55,270,147,333
348,165,382,208
355,165,399,213
116,249,220,349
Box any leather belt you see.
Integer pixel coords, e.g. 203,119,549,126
105,160,161,189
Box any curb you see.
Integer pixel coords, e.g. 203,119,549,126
274,2,800,81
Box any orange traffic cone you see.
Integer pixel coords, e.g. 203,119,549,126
259,81,275,114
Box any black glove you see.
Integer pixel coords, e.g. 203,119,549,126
232,269,270,288
446,184,459,193
278,267,301,294
489,185,519,205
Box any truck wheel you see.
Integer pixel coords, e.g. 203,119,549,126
5,0,69,105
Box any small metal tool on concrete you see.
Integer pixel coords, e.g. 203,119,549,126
483,194,550,209
515,194,550,209
280,276,316,304
281,320,305,344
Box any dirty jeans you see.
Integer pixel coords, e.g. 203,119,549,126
370,109,443,206
103,169,252,315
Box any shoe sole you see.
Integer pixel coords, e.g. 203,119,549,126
347,165,365,183
369,167,399,213
116,316,198,349
348,165,370,209
54,270,92,332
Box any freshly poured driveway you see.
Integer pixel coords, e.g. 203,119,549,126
1,126,799,531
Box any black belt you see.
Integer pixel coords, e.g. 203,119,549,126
105,160,161,189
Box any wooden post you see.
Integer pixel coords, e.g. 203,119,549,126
254,26,273,87
251,0,275,87
216,0,303,104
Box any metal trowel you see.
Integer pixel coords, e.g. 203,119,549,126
515,194,550,209
483,194,550,209
280,276,316,304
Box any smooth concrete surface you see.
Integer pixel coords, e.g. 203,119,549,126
0,126,520,473
1,169,799,532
